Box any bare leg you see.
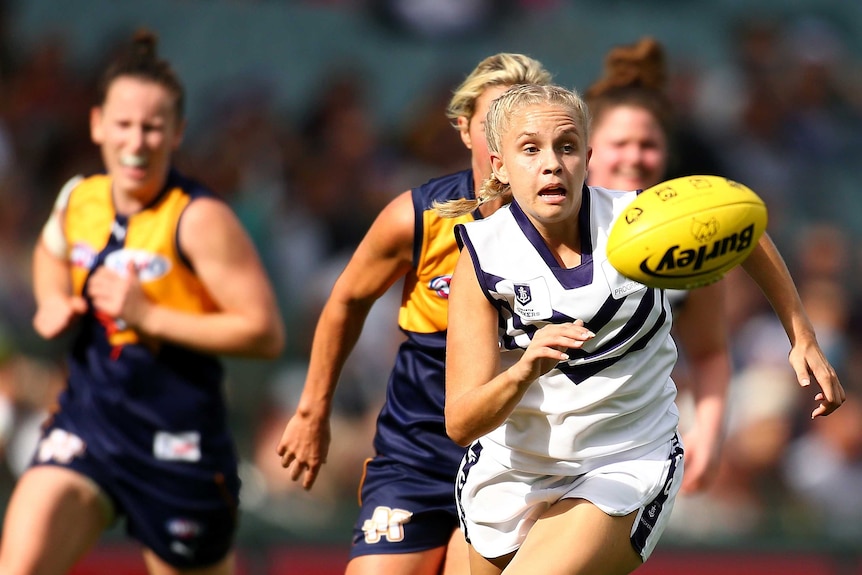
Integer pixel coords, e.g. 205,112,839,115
504,498,641,575
0,466,113,575
441,527,471,575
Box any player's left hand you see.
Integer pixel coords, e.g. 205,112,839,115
788,337,845,418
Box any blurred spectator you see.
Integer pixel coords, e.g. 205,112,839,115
368,0,511,39
783,392,862,542
294,67,399,255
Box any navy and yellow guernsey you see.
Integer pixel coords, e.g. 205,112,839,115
49,169,237,482
372,169,478,478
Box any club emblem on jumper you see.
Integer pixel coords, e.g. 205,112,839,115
428,274,451,298
515,284,532,306
512,277,552,320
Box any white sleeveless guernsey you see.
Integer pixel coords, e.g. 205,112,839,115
455,185,680,476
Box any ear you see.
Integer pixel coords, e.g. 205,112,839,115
491,153,508,184
457,116,472,149
90,107,104,145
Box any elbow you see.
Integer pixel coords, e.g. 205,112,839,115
444,409,475,447
250,316,286,359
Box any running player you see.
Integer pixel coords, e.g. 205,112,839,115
441,83,844,575
0,29,285,575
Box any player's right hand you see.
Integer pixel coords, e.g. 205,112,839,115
33,294,87,340
276,411,331,490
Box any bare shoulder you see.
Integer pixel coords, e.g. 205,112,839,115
178,195,255,262
361,189,415,257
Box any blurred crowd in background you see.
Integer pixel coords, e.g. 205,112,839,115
1,0,862,555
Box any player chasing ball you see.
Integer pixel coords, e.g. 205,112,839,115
438,83,844,575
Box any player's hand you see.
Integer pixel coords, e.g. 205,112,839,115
788,337,845,418
509,320,595,384
87,262,150,328
33,294,87,339
276,409,330,490
679,425,723,494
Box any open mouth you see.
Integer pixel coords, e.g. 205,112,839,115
538,185,567,198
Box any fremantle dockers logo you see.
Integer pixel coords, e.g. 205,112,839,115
515,284,532,305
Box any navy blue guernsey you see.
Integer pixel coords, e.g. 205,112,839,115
373,169,477,477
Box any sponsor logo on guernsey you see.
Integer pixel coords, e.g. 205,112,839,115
70,242,98,270
170,541,195,558
154,431,202,462
639,223,756,280
360,506,413,544
166,517,203,539
36,428,86,464
104,249,171,282
602,259,646,300
428,274,451,298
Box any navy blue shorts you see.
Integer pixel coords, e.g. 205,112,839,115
32,420,240,570
349,455,460,558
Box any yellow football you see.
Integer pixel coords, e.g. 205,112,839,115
606,175,768,289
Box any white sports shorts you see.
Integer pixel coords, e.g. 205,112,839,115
455,434,684,561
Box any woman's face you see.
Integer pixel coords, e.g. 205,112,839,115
588,105,667,192
459,84,511,181
492,102,590,226
90,76,184,200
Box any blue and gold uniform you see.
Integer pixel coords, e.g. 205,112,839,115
34,169,240,569
351,169,478,557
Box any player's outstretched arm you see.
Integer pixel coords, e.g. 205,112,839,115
277,190,415,489
741,234,845,418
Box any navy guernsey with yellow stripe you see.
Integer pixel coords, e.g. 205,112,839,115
372,169,477,476
52,169,236,476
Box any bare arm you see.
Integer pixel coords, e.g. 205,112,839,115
741,234,845,418
445,248,594,446
277,190,415,489
32,241,87,340
87,197,285,358
673,281,731,493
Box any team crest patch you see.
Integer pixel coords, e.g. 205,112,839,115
104,249,171,282
510,277,552,320
428,275,451,298
514,284,532,305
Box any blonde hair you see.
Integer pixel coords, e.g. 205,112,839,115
436,84,591,218
445,53,553,126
